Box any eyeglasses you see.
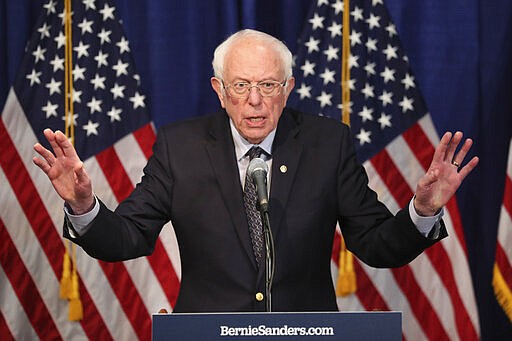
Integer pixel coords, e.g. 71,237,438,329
222,79,287,99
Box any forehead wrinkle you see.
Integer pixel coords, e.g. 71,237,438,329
224,40,284,82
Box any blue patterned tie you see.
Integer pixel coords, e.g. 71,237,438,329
243,146,265,265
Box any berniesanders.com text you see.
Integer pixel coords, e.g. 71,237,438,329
220,324,335,337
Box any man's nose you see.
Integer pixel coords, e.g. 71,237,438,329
247,86,262,105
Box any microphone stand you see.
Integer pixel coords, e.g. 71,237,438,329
260,209,275,312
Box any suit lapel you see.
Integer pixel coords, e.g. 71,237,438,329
205,112,258,269
269,109,303,239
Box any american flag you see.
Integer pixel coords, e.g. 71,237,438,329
493,138,512,323
0,0,181,339
287,0,480,339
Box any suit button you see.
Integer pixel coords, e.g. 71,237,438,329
255,292,264,301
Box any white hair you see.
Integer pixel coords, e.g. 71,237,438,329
212,29,293,80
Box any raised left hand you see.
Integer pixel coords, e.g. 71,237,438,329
414,131,479,216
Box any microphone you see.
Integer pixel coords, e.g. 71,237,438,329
248,156,274,312
247,157,269,213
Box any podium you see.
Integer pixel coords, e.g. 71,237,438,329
152,311,401,340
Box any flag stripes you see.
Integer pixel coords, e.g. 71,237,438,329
335,117,479,340
0,220,61,340
493,138,512,321
1,88,180,339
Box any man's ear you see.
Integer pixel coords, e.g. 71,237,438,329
211,77,226,108
282,76,295,104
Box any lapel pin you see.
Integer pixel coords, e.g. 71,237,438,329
280,165,287,173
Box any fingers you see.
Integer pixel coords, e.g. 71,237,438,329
432,132,452,164
444,131,463,163
458,156,479,180
452,137,473,166
32,155,51,174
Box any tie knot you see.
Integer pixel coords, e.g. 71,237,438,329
247,146,263,160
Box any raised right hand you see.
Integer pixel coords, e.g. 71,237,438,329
33,129,94,214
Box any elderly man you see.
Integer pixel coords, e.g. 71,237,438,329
33,29,478,312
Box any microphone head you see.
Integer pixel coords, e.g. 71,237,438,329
248,157,268,178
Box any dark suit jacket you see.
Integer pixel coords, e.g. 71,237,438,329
66,108,446,312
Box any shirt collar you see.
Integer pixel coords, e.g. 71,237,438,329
229,119,275,161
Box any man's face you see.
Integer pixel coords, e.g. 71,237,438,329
211,39,295,144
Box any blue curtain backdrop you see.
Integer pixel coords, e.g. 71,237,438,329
1,1,510,339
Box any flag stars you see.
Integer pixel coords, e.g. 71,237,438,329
378,90,393,107
112,60,129,77
358,106,374,122
97,28,112,44
130,91,146,109
378,113,392,129
94,50,109,68
87,96,103,114
26,69,42,86
83,120,100,136
383,44,398,60
366,13,381,29
327,21,342,38
366,38,378,53
309,13,325,30
42,100,58,118
58,9,74,26
331,0,343,14
99,3,116,21
361,83,375,99
399,96,414,113
54,31,66,48
323,45,339,61
62,113,78,127
37,23,51,40
380,66,396,83
83,0,96,10
110,83,126,99
350,30,362,47
304,36,321,53
316,91,332,108
386,23,397,37
296,83,312,99
116,36,130,53
107,107,122,122
90,73,106,90
71,89,83,103
78,18,94,35
300,60,316,77
401,73,416,90
349,54,359,68
346,78,357,91
32,45,47,63
356,128,372,145
351,6,364,22
74,41,90,58
50,56,64,72
320,68,336,85
73,64,86,80
45,78,62,95
43,0,57,14
364,62,376,75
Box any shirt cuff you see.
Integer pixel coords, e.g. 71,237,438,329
408,199,444,238
63,197,100,237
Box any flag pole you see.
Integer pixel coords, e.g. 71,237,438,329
336,0,357,297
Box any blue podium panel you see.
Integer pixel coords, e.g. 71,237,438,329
152,311,402,340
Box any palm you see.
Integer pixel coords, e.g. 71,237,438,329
33,129,93,212
414,132,479,216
